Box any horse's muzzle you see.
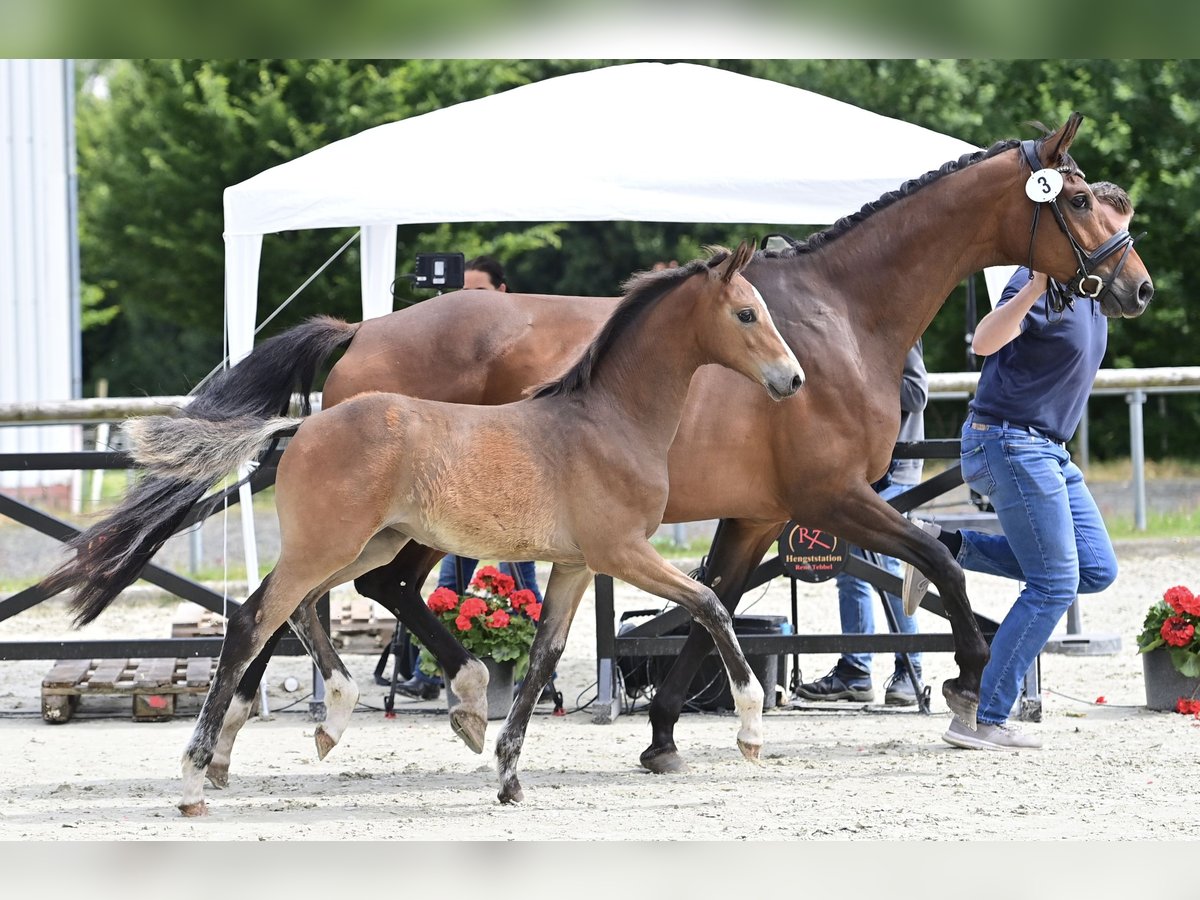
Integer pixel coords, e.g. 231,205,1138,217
765,364,805,400
1100,275,1154,318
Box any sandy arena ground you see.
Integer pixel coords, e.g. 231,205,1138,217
1,537,1198,841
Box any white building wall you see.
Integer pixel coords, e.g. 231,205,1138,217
0,59,81,491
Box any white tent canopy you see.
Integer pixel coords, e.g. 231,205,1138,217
223,61,995,365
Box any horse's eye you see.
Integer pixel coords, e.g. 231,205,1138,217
1071,194,1089,209
737,309,757,324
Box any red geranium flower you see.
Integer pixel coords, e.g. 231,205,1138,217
459,596,489,619
491,572,516,597
1175,697,1200,717
510,589,536,610
1161,616,1196,648
455,614,473,632
471,565,503,589
427,586,459,613
525,601,542,623
486,609,511,629
1164,585,1197,615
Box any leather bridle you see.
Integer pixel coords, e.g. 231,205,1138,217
1020,139,1140,312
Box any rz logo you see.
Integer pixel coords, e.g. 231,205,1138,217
789,526,835,551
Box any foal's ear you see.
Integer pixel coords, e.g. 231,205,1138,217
716,240,755,284
1038,112,1083,168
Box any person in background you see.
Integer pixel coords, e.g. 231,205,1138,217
795,342,927,706
905,182,1135,750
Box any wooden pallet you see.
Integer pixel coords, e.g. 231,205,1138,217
330,596,397,654
41,657,216,724
170,598,397,654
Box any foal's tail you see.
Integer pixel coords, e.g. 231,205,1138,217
124,414,302,483
39,315,359,627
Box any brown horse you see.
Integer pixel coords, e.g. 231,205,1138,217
44,114,1153,781
122,243,803,813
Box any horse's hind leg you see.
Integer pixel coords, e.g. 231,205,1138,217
207,625,286,789
290,600,358,760
825,486,988,726
639,519,782,775
180,572,299,815
180,554,342,816
355,542,490,754
608,541,764,763
495,562,593,804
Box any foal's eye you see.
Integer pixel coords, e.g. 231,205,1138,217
737,308,757,324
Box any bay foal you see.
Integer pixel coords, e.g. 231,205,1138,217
124,243,803,812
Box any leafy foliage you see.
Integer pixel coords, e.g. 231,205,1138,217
1138,585,1200,678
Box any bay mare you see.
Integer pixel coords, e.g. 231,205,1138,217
121,243,804,813
42,115,1153,784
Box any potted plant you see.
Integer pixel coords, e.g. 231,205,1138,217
417,565,541,719
1136,584,1200,713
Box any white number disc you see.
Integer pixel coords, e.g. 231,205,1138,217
1025,168,1064,203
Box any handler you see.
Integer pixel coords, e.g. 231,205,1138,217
904,181,1135,750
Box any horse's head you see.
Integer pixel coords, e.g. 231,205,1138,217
1019,113,1153,318
704,240,804,400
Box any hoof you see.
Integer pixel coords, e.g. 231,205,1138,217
314,725,337,760
942,679,979,730
497,779,525,805
178,800,208,817
639,746,690,774
737,738,763,763
206,764,229,789
450,708,487,755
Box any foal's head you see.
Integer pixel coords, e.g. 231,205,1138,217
692,241,805,401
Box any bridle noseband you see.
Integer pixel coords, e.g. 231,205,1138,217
1020,139,1140,312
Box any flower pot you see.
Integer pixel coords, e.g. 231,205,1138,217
1142,648,1200,711
446,656,515,721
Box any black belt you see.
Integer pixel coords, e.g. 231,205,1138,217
969,413,1066,446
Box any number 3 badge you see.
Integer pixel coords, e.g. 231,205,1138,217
1025,168,1064,203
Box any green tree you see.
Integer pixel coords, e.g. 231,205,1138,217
77,59,601,394
78,60,1200,459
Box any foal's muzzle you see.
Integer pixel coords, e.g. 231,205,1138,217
765,362,805,400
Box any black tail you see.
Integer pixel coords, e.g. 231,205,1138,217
42,476,210,626
188,315,360,421
40,315,361,626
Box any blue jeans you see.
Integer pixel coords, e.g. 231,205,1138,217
835,480,920,675
437,556,543,602
956,414,1117,725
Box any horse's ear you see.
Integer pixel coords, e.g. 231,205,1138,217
718,240,755,284
1038,112,1083,168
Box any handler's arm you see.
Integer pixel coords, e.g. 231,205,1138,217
972,271,1048,356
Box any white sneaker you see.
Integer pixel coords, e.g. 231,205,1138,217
902,518,941,615
942,717,1042,751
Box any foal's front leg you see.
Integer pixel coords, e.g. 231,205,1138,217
495,562,593,804
639,518,782,775
610,541,764,763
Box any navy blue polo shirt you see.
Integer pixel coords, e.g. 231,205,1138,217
969,268,1107,444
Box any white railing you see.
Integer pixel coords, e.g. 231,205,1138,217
5,366,1200,530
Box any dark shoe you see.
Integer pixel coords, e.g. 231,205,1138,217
794,663,874,702
884,669,922,707
394,674,440,701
